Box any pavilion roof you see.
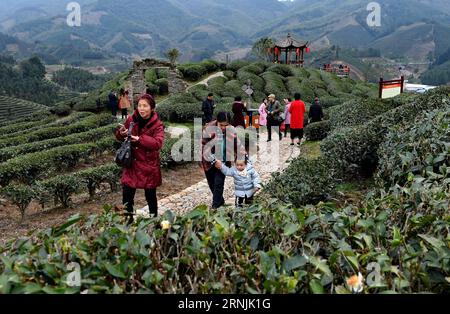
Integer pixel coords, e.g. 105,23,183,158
274,33,308,48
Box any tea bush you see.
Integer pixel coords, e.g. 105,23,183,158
321,88,450,178
328,98,397,131
1,183,447,293
0,124,115,162
265,157,338,207
375,108,450,188
304,120,331,141
0,113,113,149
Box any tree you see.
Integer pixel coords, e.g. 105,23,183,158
165,48,180,68
252,37,274,62
19,56,46,79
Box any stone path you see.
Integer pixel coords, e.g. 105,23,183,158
137,130,304,217
187,71,225,90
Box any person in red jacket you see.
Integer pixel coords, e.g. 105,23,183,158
115,94,165,222
288,93,306,146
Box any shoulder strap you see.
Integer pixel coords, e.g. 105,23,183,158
127,122,134,139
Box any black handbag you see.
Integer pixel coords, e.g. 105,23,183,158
115,122,134,168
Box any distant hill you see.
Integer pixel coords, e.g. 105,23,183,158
1,0,450,84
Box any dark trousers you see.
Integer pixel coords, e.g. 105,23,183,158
111,106,117,117
284,124,290,137
267,119,282,141
236,195,254,207
123,185,158,222
121,108,128,119
205,167,225,209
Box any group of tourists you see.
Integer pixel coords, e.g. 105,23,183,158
115,90,323,223
109,89,132,120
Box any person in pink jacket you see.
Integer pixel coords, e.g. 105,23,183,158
258,98,268,129
283,98,292,138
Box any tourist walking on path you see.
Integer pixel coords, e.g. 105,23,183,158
201,112,246,209
266,94,282,142
108,90,118,118
283,98,292,138
288,93,307,146
202,93,216,124
119,89,131,120
232,96,247,128
215,158,261,208
309,97,324,123
258,98,268,130
115,94,165,223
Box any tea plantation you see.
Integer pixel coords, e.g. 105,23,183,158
0,96,49,124
0,62,448,294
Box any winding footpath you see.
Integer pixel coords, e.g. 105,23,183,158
137,130,303,217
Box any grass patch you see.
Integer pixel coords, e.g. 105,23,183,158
302,141,321,160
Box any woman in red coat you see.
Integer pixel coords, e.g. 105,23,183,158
288,93,306,146
115,94,165,221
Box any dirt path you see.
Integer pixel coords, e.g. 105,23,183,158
187,72,225,90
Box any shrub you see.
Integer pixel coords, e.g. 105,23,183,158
226,60,251,72
1,184,36,222
239,63,266,75
189,84,210,101
200,60,220,73
178,64,206,81
285,77,303,96
266,157,337,207
146,83,159,96
157,103,202,123
38,175,82,208
261,72,289,100
145,68,158,84
319,96,342,109
0,125,115,162
155,79,169,95
299,81,315,103
76,163,122,198
321,87,450,179
328,98,397,131
0,138,116,187
0,183,448,293
50,104,72,117
236,70,265,92
304,120,331,141
375,108,450,188
223,70,235,80
0,113,113,149
266,64,294,77
0,117,56,135
222,80,246,99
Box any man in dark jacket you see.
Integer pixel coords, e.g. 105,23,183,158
266,94,283,142
202,93,215,124
309,97,324,123
201,112,246,209
108,90,118,118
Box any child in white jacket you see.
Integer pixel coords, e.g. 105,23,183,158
215,158,261,207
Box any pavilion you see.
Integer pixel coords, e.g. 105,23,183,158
269,33,309,66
